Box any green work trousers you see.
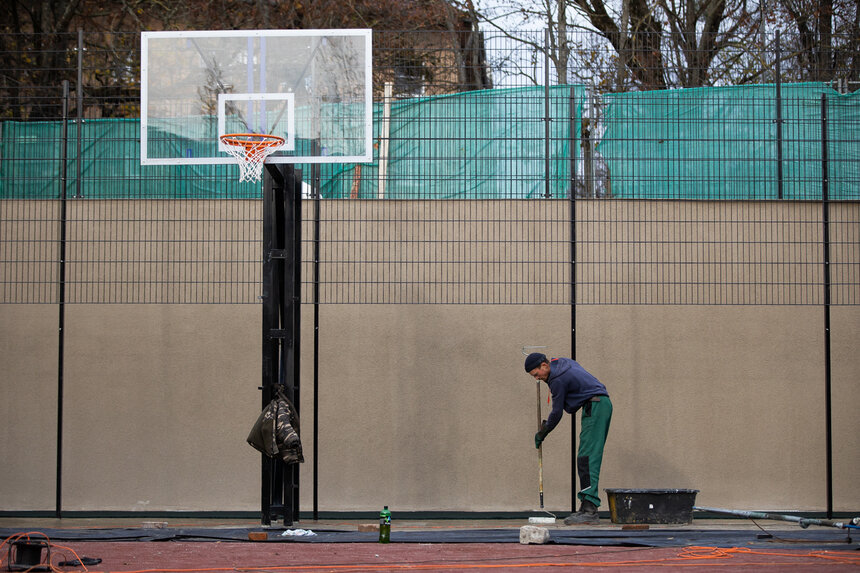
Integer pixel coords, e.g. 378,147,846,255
577,395,613,507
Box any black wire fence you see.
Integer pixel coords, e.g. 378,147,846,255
0,29,857,305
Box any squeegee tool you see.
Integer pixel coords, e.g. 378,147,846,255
523,344,556,524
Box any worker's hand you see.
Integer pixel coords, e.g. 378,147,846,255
535,421,549,448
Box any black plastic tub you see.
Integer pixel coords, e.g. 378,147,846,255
605,488,699,524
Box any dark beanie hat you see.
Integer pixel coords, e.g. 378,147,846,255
524,352,547,372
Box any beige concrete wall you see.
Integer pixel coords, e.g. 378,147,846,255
59,305,261,511
832,307,860,505
2,303,856,513
1,199,858,514
311,304,859,513
577,306,829,510
0,305,58,510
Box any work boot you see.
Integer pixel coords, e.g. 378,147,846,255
563,500,599,525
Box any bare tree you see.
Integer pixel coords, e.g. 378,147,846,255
0,0,489,119
475,0,765,90
1,0,83,118
776,0,859,86
476,0,573,84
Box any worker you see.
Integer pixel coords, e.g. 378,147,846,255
525,352,612,525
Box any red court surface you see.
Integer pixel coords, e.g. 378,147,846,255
2,518,858,572
30,540,860,572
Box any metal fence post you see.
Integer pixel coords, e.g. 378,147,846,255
75,28,83,198
569,90,579,516
312,149,321,521
544,28,551,199
57,80,70,519
820,93,833,519
775,30,784,200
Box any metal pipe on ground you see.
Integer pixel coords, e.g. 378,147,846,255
695,506,860,530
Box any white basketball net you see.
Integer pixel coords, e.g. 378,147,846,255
220,134,285,183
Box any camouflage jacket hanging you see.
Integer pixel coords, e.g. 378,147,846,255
247,386,304,464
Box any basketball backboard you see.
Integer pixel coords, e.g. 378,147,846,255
140,29,372,165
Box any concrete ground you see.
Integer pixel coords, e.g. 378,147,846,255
1,517,857,572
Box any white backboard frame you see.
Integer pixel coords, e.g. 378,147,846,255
140,29,373,165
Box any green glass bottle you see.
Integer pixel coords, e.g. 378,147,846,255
379,506,391,543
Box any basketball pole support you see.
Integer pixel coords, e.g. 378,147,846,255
261,163,302,526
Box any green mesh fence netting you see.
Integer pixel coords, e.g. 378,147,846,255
598,83,860,200
319,85,584,199
2,83,857,200
0,86,584,200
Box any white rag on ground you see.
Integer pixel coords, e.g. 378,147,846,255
281,529,316,537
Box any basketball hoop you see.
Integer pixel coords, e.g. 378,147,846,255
220,133,286,182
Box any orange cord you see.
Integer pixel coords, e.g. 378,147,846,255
0,532,91,573
66,547,860,572
3,532,857,573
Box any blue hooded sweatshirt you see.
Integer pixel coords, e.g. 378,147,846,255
543,357,608,433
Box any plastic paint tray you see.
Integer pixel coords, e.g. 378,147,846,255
605,489,699,524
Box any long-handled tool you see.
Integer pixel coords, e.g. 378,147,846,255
537,379,545,509
523,346,556,524
529,379,555,524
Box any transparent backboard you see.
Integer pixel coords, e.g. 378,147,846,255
141,29,372,165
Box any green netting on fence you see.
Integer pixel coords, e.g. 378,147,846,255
319,85,584,199
598,83,860,200
3,83,857,201
0,116,352,199
0,119,260,199
0,86,584,200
